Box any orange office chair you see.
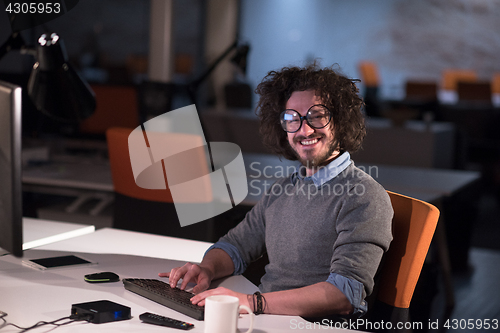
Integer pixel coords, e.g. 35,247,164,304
404,81,438,102
358,61,381,117
106,127,249,242
80,85,140,136
492,73,500,95
368,191,440,331
106,127,217,241
441,69,477,91
243,190,440,331
457,81,492,102
358,61,380,88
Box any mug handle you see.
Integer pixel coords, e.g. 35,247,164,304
238,305,254,333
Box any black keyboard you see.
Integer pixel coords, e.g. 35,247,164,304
123,278,204,320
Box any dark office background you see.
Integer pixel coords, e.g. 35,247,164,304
0,0,205,83
2,0,500,98
240,0,500,100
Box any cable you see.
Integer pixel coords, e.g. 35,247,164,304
1,313,92,332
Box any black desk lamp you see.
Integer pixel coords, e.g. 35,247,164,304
230,43,250,76
187,40,250,105
0,32,96,123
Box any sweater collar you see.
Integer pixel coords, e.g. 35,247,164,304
291,151,351,187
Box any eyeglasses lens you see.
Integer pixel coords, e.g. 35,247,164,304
307,106,330,128
280,105,330,132
281,111,300,132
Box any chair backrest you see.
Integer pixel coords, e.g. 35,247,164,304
441,69,477,91
377,191,440,309
457,81,492,102
405,81,438,101
491,73,500,94
358,61,380,88
106,127,221,242
107,126,213,202
80,85,139,135
106,127,174,203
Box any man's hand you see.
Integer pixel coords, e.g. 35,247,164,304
158,262,213,294
159,248,235,295
190,287,251,311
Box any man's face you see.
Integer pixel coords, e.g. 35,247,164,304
285,90,339,170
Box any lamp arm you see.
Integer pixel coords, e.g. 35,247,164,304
188,39,238,96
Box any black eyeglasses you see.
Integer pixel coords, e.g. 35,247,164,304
280,104,332,133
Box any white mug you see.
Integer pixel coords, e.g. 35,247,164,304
204,295,254,333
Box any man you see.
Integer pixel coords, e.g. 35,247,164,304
160,64,393,318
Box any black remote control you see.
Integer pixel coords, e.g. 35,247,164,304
139,312,195,330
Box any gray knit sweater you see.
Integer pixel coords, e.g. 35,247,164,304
220,161,393,297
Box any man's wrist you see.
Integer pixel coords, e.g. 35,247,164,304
198,263,215,282
248,292,267,315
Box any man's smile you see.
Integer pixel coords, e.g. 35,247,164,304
300,138,320,146
295,135,324,148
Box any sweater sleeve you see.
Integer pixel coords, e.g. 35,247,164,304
330,179,393,297
217,181,278,268
326,273,367,316
205,241,248,275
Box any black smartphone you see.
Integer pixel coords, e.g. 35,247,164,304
22,255,97,271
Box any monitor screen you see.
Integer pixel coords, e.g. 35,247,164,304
0,80,23,257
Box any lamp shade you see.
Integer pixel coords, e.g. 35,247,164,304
230,44,250,75
28,33,96,123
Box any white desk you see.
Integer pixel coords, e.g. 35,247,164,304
0,227,358,332
0,218,95,256
22,218,95,251
38,228,212,264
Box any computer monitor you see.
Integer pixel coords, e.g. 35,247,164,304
0,80,23,257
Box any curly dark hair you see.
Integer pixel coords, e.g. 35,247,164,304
255,63,366,161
